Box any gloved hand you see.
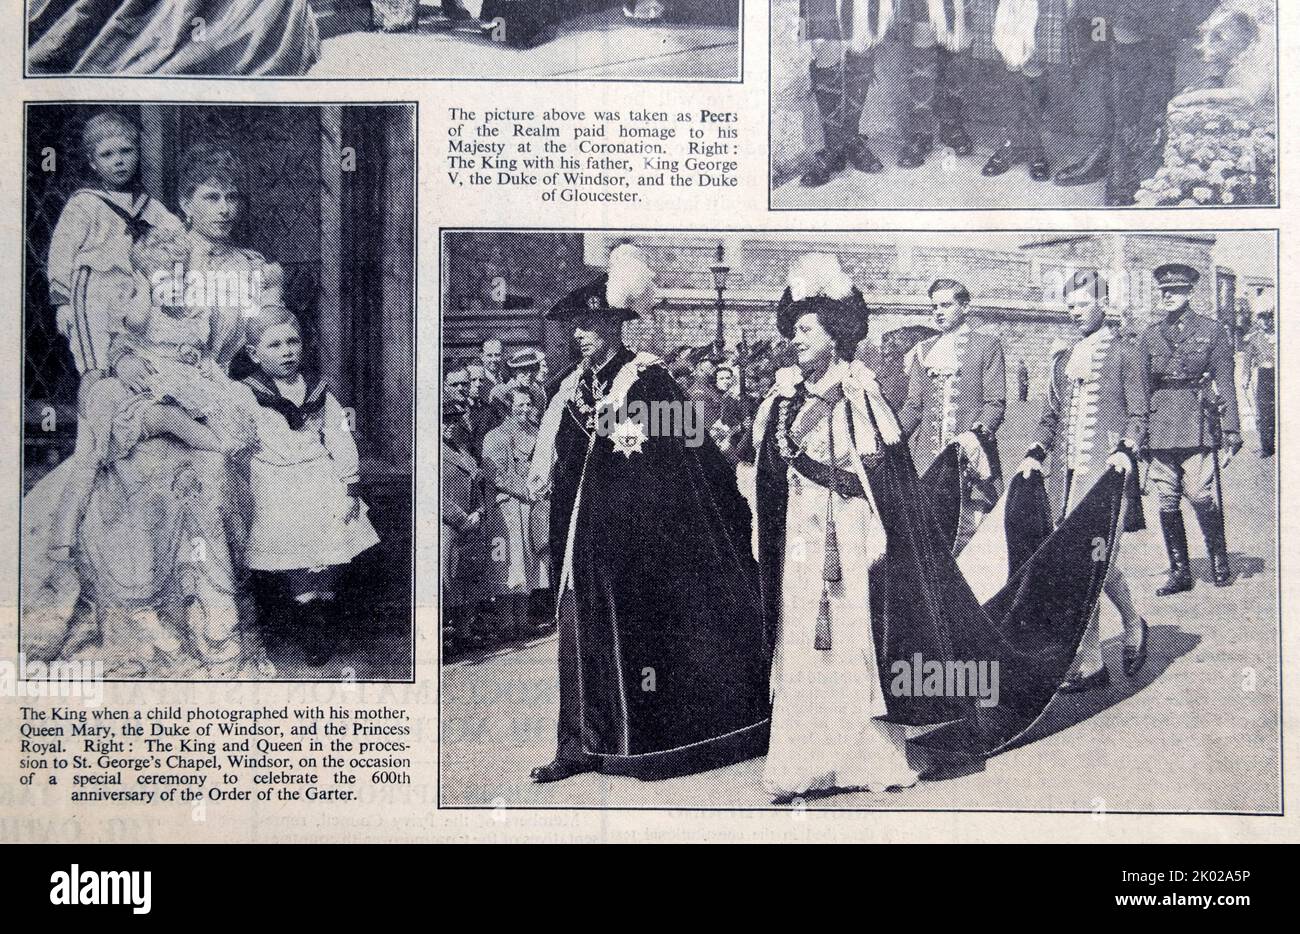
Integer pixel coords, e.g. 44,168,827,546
1106,450,1133,473
1017,456,1044,478
1224,430,1243,456
955,430,983,460
527,470,551,502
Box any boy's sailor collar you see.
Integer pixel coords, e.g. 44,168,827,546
82,187,155,240
243,373,328,430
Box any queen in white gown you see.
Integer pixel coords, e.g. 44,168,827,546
754,255,919,799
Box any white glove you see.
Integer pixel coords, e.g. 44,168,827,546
1106,451,1133,473
955,430,983,460
1017,456,1044,478
526,469,551,502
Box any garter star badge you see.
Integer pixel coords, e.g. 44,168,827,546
610,418,647,457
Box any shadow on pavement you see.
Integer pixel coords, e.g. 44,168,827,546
996,625,1203,755
1190,553,1267,585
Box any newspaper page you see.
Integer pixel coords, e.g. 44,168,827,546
0,0,1293,862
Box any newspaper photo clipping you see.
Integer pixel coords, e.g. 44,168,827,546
0,0,1295,861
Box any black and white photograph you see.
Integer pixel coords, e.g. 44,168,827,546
440,228,1279,811
20,102,416,681
24,1,742,81
771,0,1278,208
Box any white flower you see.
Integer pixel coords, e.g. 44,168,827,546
774,366,803,398
1193,186,1214,203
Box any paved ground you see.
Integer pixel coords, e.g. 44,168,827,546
773,135,1107,211
440,402,1280,811
311,8,738,80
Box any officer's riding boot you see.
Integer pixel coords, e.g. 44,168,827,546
801,64,851,187
1194,501,1233,587
1156,509,1195,596
841,50,884,174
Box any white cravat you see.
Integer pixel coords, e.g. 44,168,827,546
923,322,967,373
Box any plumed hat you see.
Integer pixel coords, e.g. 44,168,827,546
546,244,657,322
775,254,871,353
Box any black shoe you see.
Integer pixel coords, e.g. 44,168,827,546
1122,619,1149,678
1029,149,1052,181
1157,566,1194,596
800,147,847,187
299,600,338,667
1059,666,1111,694
941,123,973,157
1054,146,1110,186
898,133,933,169
530,757,597,783
982,142,1016,177
844,136,884,174
1156,510,1195,596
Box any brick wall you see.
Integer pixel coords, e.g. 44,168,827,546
615,232,1217,397
443,231,1220,397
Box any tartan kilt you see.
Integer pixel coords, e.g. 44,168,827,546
800,0,975,44
1071,0,1219,39
969,0,1071,65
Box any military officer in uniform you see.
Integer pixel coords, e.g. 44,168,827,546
898,278,1006,553
1138,263,1242,593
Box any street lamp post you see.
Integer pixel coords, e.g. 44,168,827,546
710,242,731,358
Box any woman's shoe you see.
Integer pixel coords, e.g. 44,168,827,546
1122,619,1149,678
1059,666,1111,694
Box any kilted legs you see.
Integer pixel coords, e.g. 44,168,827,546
801,48,884,186
982,65,1050,179
899,38,971,168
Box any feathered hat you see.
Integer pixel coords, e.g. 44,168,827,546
775,253,870,348
546,244,657,322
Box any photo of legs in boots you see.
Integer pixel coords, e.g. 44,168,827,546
772,0,1274,208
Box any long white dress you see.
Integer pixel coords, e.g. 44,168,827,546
761,364,919,798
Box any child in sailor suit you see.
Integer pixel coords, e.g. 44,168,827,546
234,309,379,666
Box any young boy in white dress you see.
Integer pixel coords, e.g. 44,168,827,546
236,309,380,667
